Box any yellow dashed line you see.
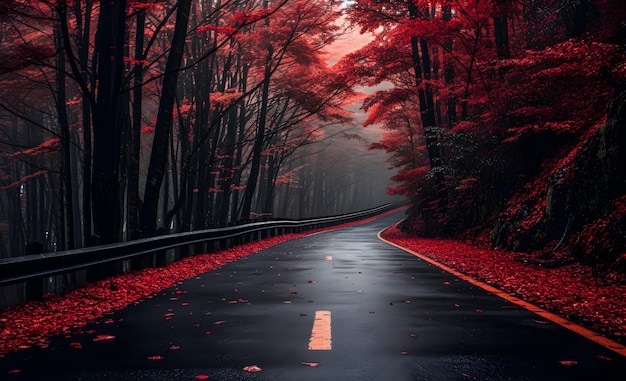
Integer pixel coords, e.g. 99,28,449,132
308,310,332,350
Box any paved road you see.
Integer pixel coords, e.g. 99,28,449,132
1,212,624,380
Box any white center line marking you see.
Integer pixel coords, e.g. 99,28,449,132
308,310,332,350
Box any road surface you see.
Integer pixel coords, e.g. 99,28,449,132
1,212,624,380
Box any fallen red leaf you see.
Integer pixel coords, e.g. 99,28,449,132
594,354,612,361
147,355,163,360
169,345,180,350
242,365,263,372
195,375,209,380
301,361,320,367
92,335,115,342
559,360,578,366
214,320,227,325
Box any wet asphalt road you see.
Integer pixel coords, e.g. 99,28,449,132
1,212,625,380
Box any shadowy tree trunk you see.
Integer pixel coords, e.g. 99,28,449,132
54,24,75,251
140,0,192,237
127,4,146,240
91,0,127,244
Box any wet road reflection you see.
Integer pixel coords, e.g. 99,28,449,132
1,212,625,380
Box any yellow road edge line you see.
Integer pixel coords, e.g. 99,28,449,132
308,310,332,350
377,222,626,358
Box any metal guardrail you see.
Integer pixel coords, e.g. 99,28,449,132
0,203,403,294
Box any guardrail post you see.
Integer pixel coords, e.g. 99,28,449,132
24,241,44,300
130,230,151,271
154,228,168,267
204,240,214,253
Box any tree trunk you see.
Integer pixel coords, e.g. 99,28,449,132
230,66,249,224
91,0,127,244
54,25,75,250
128,6,145,239
442,5,457,127
408,0,447,223
78,0,94,244
241,47,272,221
140,0,192,237
493,14,510,58
216,106,238,224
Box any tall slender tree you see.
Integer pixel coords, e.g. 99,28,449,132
140,0,193,237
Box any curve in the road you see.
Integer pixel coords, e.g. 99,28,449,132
377,222,626,358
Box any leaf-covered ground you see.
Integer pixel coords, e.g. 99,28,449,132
0,210,400,358
381,224,626,345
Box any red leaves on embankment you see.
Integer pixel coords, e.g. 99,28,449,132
381,225,626,342
0,209,401,357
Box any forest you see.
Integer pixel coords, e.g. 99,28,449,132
1,0,625,283
343,0,626,281
0,0,394,263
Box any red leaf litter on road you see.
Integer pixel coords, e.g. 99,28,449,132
0,208,403,358
381,224,626,345
301,361,320,367
92,335,115,342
